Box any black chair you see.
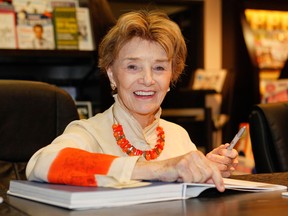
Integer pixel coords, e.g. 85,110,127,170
0,80,79,185
249,102,288,173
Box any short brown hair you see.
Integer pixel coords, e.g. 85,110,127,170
98,10,187,85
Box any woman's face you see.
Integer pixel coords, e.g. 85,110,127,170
107,37,172,126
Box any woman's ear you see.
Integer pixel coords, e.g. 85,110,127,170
107,67,117,90
107,67,116,85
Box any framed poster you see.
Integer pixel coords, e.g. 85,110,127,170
75,101,93,119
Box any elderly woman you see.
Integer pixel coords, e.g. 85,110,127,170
26,10,238,192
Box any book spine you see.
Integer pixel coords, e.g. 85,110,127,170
53,6,79,50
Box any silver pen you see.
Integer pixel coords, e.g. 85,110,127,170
227,126,246,150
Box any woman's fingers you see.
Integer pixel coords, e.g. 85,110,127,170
175,151,224,191
206,144,239,177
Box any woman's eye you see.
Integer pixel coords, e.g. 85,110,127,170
154,66,165,71
127,65,138,70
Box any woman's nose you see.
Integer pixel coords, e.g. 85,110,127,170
142,69,155,86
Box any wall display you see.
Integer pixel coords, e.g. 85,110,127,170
245,9,288,70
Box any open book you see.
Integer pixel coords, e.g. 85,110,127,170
7,178,287,210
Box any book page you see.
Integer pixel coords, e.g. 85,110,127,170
223,178,287,191
185,177,287,197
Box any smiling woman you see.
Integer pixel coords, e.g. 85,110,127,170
106,37,172,128
26,10,238,192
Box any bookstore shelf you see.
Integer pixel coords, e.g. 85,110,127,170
0,49,96,65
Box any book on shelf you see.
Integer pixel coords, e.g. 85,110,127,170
75,101,93,119
0,0,13,9
52,1,78,50
76,7,94,50
16,13,55,49
0,0,12,4
192,69,227,93
0,4,17,49
12,0,52,14
261,79,288,103
50,0,79,8
7,178,287,210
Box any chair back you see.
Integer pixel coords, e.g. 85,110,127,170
249,102,288,173
0,80,79,163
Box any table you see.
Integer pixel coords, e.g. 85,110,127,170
1,172,288,216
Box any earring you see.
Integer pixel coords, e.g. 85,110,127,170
167,87,170,92
111,83,116,90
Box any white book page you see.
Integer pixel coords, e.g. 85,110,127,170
223,178,287,191
184,177,287,197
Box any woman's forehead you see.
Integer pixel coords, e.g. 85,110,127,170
116,40,168,62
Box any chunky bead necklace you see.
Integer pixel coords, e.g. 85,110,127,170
112,123,165,161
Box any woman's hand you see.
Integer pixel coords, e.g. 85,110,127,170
132,150,225,192
206,144,239,177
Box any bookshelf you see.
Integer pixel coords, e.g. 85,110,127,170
0,49,95,64
0,0,95,67
0,0,116,113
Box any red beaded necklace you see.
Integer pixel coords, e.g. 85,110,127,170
112,123,165,161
